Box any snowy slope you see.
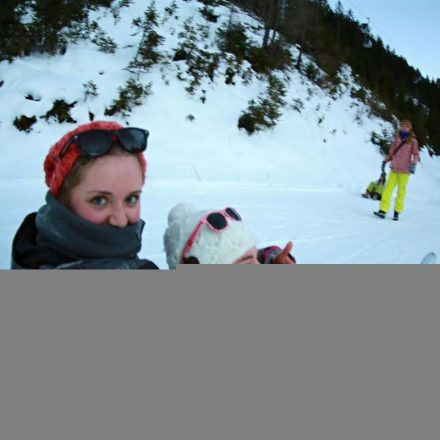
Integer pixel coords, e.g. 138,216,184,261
1,0,439,267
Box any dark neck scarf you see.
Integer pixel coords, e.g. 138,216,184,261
35,192,144,261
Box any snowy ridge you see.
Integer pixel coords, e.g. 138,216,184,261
1,0,439,267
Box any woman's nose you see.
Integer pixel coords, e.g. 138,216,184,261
108,204,129,228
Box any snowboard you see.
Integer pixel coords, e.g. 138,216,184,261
420,252,437,264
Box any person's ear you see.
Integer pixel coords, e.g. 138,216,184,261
182,256,200,264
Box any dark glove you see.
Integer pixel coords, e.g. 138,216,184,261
381,161,386,172
258,244,296,264
409,163,416,174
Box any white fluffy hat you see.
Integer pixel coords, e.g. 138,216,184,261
163,203,257,268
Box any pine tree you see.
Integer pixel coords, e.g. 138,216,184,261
105,78,152,119
127,2,164,77
0,1,33,60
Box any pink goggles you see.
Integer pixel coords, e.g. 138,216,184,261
179,207,242,263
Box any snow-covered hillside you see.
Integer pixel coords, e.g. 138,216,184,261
1,0,439,267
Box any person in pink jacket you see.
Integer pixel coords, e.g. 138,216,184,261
374,119,420,221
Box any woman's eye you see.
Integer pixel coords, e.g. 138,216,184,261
126,194,140,205
90,196,107,207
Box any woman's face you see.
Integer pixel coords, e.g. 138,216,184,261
68,154,143,227
233,247,260,264
400,122,411,133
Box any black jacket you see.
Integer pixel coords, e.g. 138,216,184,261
11,193,159,270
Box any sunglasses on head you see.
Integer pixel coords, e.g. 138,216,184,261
58,127,149,159
180,207,242,263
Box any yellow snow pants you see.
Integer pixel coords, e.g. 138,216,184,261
379,171,410,214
